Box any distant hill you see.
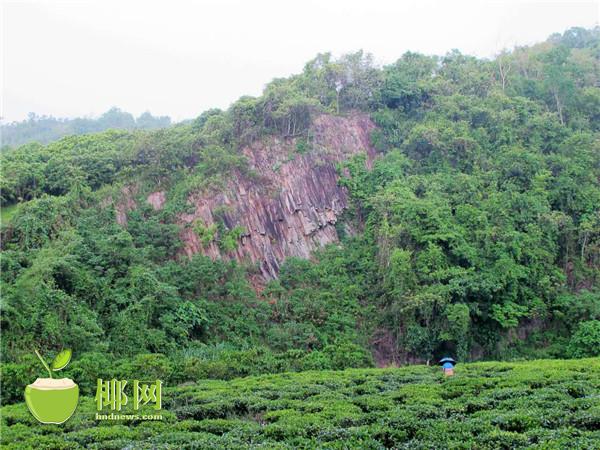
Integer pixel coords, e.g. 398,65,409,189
0,107,171,147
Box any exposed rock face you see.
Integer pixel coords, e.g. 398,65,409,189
179,113,376,278
147,191,166,211
107,113,376,278
178,114,374,278
115,185,138,226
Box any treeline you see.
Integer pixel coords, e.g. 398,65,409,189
1,107,171,148
1,27,599,398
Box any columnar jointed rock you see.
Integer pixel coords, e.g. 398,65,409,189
179,113,376,278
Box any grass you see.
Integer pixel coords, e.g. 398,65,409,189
0,203,20,226
1,358,599,449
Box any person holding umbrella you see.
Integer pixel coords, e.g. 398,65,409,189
439,357,456,376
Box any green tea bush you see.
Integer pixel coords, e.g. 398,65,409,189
3,358,597,449
0,357,37,404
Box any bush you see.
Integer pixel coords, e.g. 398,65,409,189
567,320,600,358
323,342,375,370
0,357,37,405
62,351,113,396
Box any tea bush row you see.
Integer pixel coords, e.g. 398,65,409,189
1,358,598,449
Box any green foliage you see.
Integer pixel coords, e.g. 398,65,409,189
0,356,38,404
193,221,217,246
1,359,599,448
1,27,599,395
568,321,600,358
0,203,20,225
193,220,246,252
4,195,75,249
219,225,245,252
334,27,600,361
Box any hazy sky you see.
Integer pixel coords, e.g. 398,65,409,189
2,0,598,123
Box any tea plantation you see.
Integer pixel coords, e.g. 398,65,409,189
1,358,599,449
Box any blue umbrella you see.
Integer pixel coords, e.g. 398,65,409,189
439,357,456,366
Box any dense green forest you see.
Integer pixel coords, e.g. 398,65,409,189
1,108,171,148
1,27,599,403
2,358,599,448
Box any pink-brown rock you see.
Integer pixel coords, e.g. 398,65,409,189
115,185,138,225
147,191,166,211
179,113,376,278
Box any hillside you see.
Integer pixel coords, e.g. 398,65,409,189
1,358,599,449
1,26,600,400
112,113,376,278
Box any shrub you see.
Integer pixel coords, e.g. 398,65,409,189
567,320,600,358
62,351,113,396
0,357,37,405
323,342,375,370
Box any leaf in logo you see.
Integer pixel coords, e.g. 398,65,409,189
51,349,72,371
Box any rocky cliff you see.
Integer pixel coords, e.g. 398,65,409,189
170,113,376,278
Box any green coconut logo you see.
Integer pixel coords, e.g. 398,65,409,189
25,349,79,424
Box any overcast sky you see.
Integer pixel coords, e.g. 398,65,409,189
1,0,598,123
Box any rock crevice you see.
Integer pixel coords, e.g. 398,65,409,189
178,113,376,278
